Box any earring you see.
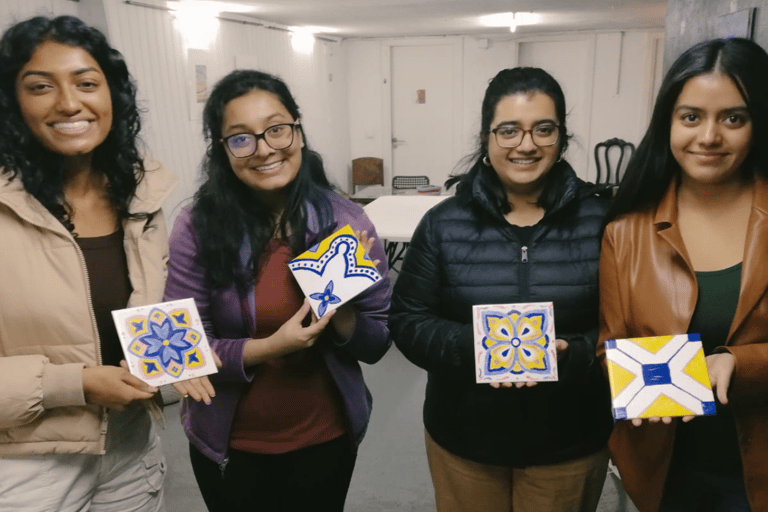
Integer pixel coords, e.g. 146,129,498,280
483,155,491,167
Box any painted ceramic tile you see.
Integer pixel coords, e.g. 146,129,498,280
112,298,218,387
472,302,558,383
604,334,716,420
288,224,381,318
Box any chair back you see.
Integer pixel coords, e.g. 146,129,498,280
392,175,430,191
352,157,384,193
594,138,635,185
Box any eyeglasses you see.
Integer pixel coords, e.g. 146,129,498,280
490,123,560,148
220,120,301,158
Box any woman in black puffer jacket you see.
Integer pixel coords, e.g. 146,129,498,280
389,67,613,512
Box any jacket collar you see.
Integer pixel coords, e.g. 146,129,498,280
733,175,768,337
471,160,587,221
128,157,177,215
0,158,176,234
653,175,768,341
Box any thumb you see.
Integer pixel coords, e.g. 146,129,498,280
715,375,729,405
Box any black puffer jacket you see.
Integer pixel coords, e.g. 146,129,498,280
390,162,613,466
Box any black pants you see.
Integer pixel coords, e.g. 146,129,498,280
189,436,357,512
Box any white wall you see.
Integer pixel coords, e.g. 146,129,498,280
0,0,77,32
346,30,664,184
2,0,350,225
100,0,350,222
2,1,662,206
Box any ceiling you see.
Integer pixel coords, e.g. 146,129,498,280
211,0,667,39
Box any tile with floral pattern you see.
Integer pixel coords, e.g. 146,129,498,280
112,298,218,386
473,302,558,383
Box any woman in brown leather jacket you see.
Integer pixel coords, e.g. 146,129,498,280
599,38,768,512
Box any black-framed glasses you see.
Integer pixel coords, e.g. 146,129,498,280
490,123,560,148
220,120,301,158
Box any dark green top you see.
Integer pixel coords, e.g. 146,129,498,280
671,262,742,477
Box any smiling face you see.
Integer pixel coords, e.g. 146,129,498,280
221,89,304,202
15,40,113,163
487,92,560,199
670,73,753,187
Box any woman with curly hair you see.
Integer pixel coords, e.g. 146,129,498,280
163,69,391,512
0,15,175,511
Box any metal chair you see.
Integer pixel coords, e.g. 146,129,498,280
594,138,635,185
392,175,429,192
352,157,384,193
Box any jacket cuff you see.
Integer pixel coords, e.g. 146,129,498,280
42,362,87,409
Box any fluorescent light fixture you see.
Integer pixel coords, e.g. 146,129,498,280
299,26,341,35
479,11,543,29
291,29,315,54
166,0,257,14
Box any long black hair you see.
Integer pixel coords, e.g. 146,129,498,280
193,69,334,288
607,37,768,223
0,15,145,232
448,67,573,215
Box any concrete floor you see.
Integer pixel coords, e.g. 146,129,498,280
159,344,637,512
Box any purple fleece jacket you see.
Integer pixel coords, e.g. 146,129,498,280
164,190,391,465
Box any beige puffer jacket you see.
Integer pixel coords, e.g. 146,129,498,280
0,160,176,455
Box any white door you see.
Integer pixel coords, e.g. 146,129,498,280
390,45,455,190
518,39,594,181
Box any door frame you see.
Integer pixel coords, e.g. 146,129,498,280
380,37,464,188
515,33,598,180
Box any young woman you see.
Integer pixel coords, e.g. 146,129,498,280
599,38,768,512
163,69,391,512
0,16,174,511
389,67,613,512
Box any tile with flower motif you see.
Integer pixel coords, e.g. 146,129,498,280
604,334,716,420
473,302,558,383
112,298,218,387
288,224,382,318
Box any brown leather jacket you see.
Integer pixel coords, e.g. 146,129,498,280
598,176,768,512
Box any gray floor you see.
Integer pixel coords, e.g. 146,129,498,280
159,344,637,512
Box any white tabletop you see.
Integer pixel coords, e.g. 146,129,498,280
363,194,448,242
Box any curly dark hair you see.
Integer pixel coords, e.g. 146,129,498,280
194,69,334,288
0,15,145,231
607,37,768,223
447,67,574,215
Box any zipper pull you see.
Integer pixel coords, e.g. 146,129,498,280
219,457,229,479
521,246,528,263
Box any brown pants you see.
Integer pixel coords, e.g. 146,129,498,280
425,431,608,512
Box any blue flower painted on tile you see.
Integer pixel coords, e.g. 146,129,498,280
309,280,342,317
127,307,205,379
140,319,192,366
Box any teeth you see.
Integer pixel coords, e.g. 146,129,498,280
256,161,282,171
53,121,89,132
511,159,537,164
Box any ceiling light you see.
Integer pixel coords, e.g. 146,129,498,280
169,1,221,50
291,29,315,54
479,12,542,29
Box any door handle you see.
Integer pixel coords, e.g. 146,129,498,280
392,137,405,148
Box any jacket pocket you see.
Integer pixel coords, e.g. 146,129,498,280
141,436,167,493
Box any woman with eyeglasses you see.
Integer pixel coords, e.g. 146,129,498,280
163,69,390,512
389,67,613,512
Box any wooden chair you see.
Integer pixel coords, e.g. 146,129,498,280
352,157,384,193
594,138,635,185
